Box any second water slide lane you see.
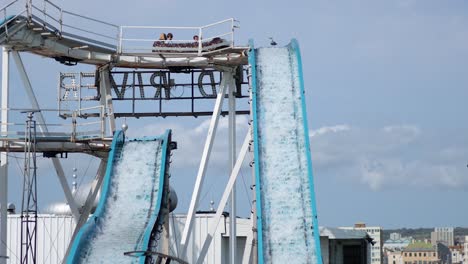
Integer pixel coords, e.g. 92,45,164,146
67,130,172,264
249,39,323,264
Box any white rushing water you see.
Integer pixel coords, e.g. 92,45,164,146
255,46,318,263
78,139,163,263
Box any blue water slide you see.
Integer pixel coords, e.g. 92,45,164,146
67,130,172,263
249,39,323,264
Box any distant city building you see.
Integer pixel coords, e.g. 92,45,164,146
436,242,452,264
449,245,464,264
390,233,402,240
464,236,468,264
340,223,383,264
385,249,403,264
384,232,413,251
402,242,439,263
431,227,454,247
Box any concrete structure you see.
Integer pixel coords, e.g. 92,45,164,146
401,242,439,263
320,227,372,264
431,227,455,247
341,223,383,264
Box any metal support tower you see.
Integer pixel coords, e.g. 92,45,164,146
12,52,80,221
20,112,38,264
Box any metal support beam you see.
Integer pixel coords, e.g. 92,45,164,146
241,214,255,264
179,73,230,259
161,215,170,256
63,159,106,262
228,71,237,264
11,51,80,221
0,47,10,264
196,132,251,264
99,65,116,135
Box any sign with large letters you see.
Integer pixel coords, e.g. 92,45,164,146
59,69,249,118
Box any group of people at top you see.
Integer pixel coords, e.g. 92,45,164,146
157,33,199,42
152,32,225,51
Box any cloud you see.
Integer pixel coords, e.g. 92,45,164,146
310,124,468,191
310,124,350,137
132,121,468,193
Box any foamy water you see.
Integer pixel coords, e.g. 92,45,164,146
255,46,318,263
78,140,163,263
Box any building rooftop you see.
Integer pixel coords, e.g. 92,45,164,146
403,242,435,252
320,227,369,240
385,238,412,244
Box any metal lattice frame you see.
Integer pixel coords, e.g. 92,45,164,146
20,112,38,264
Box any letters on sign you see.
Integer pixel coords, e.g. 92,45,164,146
109,71,220,100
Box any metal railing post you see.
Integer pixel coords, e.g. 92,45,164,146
59,8,63,33
198,27,202,56
100,106,104,139
71,111,77,142
231,18,234,47
118,26,123,53
43,0,47,26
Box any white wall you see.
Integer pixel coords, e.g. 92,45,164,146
4,213,252,264
6,214,75,264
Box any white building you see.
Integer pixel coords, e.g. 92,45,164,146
449,246,464,264
385,249,403,264
340,223,383,264
464,236,468,264
431,227,454,247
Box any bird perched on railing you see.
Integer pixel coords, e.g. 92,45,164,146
269,37,277,46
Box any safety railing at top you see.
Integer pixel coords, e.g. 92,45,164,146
0,0,239,56
119,18,239,56
0,106,106,142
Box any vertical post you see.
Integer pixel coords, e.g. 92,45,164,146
228,71,237,264
59,9,63,33
118,26,123,54
179,73,229,259
197,28,202,56
98,65,115,135
231,18,235,47
0,47,10,264
20,111,38,264
161,215,170,255
78,73,82,116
